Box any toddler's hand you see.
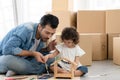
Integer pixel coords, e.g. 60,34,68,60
72,62,78,70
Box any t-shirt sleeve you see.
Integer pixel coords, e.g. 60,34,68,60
55,43,63,53
75,45,85,57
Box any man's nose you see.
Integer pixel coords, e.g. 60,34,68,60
48,34,52,39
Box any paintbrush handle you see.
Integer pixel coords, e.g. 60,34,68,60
45,63,50,75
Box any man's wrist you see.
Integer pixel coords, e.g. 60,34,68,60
46,47,50,52
30,51,36,57
40,47,50,53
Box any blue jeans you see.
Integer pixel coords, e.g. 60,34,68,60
77,66,88,76
0,55,54,75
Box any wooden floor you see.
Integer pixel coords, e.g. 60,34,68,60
0,74,80,80
0,75,37,80
1,60,120,80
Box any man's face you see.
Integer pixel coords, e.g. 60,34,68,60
39,25,56,42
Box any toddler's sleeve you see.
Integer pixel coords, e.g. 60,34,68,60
55,43,63,53
76,45,85,57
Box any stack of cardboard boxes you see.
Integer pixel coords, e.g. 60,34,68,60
106,10,120,65
51,0,92,66
113,37,120,65
77,11,107,62
78,34,92,65
52,0,73,11
51,0,76,33
49,11,76,32
49,0,120,66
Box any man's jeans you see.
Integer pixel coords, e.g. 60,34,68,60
0,55,54,75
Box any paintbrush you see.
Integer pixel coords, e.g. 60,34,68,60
45,63,50,75
38,63,53,79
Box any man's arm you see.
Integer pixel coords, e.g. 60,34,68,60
47,40,56,51
40,40,56,54
17,50,45,63
17,50,35,56
3,37,45,63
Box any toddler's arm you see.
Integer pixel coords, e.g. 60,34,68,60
44,49,59,62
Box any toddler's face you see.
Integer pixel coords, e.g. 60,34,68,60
63,39,75,48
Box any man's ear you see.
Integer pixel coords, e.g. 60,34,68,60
38,24,42,31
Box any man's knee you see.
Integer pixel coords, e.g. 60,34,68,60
0,55,15,73
0,55,31,74
0,55,25,72
0,55,14,65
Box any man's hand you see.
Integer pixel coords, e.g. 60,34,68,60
33,52,45,63
44,55,49,63
47,40,56,51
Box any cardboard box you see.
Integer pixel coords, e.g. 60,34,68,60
113,37,120,65
79,34,92,66
48,11,76,32
91,33,107,60
77,11,105,33
80,33,107,61
55,33,92,66
52,0,73,11
106,10,120,33
108,33,120,59
55,33,62,44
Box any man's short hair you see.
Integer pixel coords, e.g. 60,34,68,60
39,14,59,29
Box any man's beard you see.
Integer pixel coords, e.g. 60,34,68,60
39,29,49,42
41,38,49,42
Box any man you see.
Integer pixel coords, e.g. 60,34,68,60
0,14,59,76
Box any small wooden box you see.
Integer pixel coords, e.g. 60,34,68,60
53,58,76,79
